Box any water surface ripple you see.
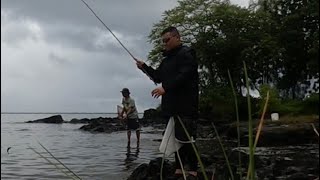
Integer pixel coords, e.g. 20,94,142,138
1,114,164,180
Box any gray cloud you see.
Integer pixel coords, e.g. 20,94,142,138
1,0,248,113
48,52,72,66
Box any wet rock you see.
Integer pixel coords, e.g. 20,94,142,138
25,115,64,123
143,109,159,119
129,134,318,180
127,164,149,180
278,172,310,180
227,122,319,146
200,141,319,180
68,118,91,124
79,117,126,133
140,109,167,126
127,157,175,180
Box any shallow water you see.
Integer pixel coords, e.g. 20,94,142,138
1,113,165,180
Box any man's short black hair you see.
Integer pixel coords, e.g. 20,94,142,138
161,26,180,37
121,88,130,94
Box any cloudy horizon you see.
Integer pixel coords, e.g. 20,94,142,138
1,0,249,113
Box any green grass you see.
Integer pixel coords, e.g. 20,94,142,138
265,114,319,125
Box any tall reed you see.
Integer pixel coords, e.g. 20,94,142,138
159,117,207,180
228,69,242,177
159,118,187,180
29,142,81,180
243,61,255,180
254,91,269,149
246,91,269,179
211,122,235,180
177,116,209,180
311,123,319,137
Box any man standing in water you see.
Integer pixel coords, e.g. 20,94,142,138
136,26,199,179
119,88,140,147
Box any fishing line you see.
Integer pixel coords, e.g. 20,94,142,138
80,0,134,59
79,0,156,84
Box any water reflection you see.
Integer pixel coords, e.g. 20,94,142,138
1,115,164,179
124,144,140,170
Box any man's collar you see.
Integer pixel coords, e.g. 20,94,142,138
162,44,183,57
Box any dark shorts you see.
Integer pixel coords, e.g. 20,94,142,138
126,118,140,131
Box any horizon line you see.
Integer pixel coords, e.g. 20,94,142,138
1,112,144,114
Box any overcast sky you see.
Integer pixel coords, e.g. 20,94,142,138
1,0,249,113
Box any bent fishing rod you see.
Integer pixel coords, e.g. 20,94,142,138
79,0,156,84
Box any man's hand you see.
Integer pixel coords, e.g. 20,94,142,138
135,59,145,69
151,86,165,98
118,114,128,120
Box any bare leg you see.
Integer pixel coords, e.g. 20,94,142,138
127,130,131,147
136,130,140,147
188,171,197,176
175,169,183,174
175,169,197,177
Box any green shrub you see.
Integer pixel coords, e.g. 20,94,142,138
274,93,319,116
199,86,235,121
256,84,281,115
199,85,260,121
299,93,319,115
277,99,302,115
238,96,260,120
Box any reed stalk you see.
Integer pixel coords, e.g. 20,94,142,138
176,150,187,180
29,144,81,180
311,123,319,137
228,69,242,177
211,122,235,180
177,116,209,180
243,61,255,180
254,91,269,149
246,91,269,179
160,118,186,180
37,142,81,179
160,126,172,180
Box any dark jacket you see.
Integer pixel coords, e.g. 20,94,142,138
142,45,199,118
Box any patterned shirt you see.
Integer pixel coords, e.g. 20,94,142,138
122,97,139,119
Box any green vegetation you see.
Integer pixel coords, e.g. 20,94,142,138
228,70,242,177
265,114,319,125
31,0,319,179
148,0,319,121
151,1,319,178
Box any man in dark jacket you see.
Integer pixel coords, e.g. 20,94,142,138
136,26,199,179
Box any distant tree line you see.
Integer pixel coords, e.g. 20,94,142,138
148,0,319,120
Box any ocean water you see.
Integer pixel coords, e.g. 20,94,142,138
1,113,165,180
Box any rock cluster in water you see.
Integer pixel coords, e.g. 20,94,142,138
25,110,319,179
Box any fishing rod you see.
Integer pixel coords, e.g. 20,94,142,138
79,0,156,84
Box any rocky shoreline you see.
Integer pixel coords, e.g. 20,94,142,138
25,110,319,179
